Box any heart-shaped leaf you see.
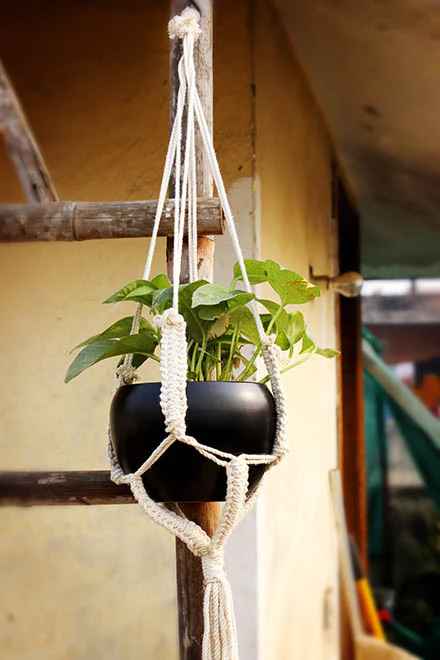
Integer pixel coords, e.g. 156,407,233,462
235,260,320,305
104,274,172,307
151,274,171,289
269,270,320,305
104,279,156,306
233,259,269,284
316,347,340,358
301,333,316,354
192,284,254,308
73,316,154,351
65,332,158,383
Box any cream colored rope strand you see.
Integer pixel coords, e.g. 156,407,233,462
107,9,289,659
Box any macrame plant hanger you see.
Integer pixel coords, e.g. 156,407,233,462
107,9,288,660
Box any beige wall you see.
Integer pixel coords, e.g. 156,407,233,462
254,2,339,659
0,2,338,658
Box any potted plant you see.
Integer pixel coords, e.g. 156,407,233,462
66,259,337,501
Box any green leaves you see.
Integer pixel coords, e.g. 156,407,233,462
316,347,340,359
259,299,305,351
66,262,337,384
104,280,155,305
191,284,255,344
300,334,339,359
178,280,210,343
234,259,320,305
104,275,171,306
65,331,158,383
285,312,306,346
301,333,316,354
73,316,154,351
150,274,171,289
192,283,253,308
229,306,259,345
233,259,269,285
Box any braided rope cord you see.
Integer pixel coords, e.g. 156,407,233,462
107,9,288,659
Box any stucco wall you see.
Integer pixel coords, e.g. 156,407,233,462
254,2,339,659
0,2,338,659
0,2,253,659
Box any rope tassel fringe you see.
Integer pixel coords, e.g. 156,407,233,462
202,551,239,660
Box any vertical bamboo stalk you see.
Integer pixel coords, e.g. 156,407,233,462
168,2,220,659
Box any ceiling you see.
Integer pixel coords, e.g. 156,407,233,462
274,0,440,278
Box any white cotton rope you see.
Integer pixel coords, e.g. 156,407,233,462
107,8,288,659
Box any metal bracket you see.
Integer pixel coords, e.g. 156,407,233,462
310,267,364,298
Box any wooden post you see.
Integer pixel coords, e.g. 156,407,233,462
0,60,58,203
168,2,221,658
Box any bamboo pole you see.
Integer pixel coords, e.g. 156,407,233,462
0,471,133,506
168,3,221,659
0,198,223,242
0,60,58,202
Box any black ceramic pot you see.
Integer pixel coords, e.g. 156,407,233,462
110,381,276,502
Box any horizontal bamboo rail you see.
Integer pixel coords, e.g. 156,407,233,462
0,197,224,242
0,471,134,506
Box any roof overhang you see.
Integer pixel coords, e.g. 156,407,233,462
273,0,440,278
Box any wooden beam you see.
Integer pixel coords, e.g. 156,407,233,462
0,471,133,506
0,60,58,202
0,198,223,242
168,3,220,659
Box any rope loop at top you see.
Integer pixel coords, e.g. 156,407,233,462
168,7,201,41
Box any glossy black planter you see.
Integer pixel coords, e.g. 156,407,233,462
110,382,276,502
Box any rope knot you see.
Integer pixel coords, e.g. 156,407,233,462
262,339,283,362
116,364,138,385
165,421,186,440
202,549,225,585
168,8,201,41
261,334,275,347
162,308,185,328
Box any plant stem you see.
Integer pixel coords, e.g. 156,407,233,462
216,342,221,381
266,304,283,335
195,335,207,381
237,341,262,382
224,325,239,381
258,349,315,384
191,342,199,377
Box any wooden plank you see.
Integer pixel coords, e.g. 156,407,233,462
0,471,133,506
0,60,58,202
0,198,223,242
168,3,220,659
